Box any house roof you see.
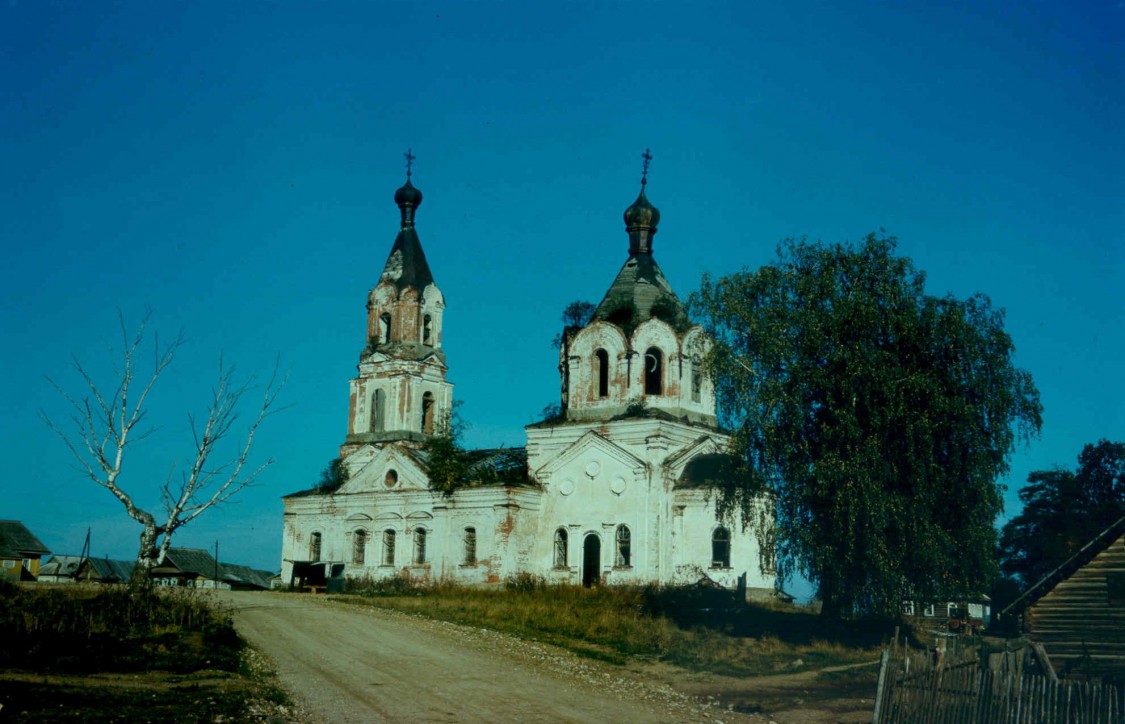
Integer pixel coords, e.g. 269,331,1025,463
150,548,274,588
220,563,275,590
81,557,136,582
39,555,84,577
160,547,221,578
0,520,50,558
999,514,1125,619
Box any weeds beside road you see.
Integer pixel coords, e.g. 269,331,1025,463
335,576,883,678
0,580,293,722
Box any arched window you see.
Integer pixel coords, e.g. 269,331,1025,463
371,389,386,432
379,313,392,344
413,528,427,564
353,530,366,565
309,532,322,562
615,525,631,567
421,392,435,434
423,314,433,345
381,530,396,566
595,349,609,398
553,528,568,568
711,526,730,569
644,347,663,396
463,527,477,565
691,354,702,403
384,469,398,488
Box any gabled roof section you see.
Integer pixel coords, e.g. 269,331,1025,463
162,547,221,578
0,520,50,558
82,557,136,582
40,555,83,577
464,447,530,485
220,563,275,590
999,515,1125,619
338,443,431,493
535,431,647,479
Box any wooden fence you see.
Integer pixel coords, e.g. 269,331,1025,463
873,648,1123,723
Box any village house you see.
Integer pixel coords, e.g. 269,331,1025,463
280,163,776,598
0,520,51,582
149,547,274,590
998,515,1125,681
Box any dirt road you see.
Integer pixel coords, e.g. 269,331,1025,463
214,591,758,723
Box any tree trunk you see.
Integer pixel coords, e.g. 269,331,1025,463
133,521,159,585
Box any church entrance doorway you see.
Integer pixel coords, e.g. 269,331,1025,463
582,533,601,587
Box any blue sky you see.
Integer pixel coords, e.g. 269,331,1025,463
2,2,1121,579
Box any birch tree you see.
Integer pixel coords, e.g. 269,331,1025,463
690,233,1042,618
43,313,284,577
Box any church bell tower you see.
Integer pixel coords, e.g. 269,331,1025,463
341,152,454,455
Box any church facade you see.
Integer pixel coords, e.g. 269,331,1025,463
280,164,776,597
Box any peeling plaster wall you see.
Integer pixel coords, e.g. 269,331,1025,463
563,321,716,425
281,484,542,586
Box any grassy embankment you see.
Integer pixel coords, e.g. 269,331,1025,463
335,576,886,677
0,579,289,723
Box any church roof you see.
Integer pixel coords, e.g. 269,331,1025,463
591,175,689,332
592,252,687,329
379,220,435,292
379,172,435,292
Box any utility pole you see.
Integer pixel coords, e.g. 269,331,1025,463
214,540,219,589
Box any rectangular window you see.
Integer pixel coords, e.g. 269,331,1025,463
353,531,366,565
463,528,477,565
382,530,395,566
413,528,427,565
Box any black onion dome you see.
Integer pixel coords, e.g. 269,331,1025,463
623,187,660,231
394,178,423,209
394,178,423,229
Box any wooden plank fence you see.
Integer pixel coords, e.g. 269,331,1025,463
873,647,1123,723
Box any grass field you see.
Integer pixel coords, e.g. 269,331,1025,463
336,576,887,678
0,579,290,723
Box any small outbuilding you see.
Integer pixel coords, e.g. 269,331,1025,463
1000,516,1125,682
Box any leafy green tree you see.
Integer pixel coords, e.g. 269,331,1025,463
690,233,1042,618
423,405,469,496
551,300,595,349
998,440,1125,585
316,457,350,492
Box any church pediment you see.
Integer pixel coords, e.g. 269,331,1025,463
664,435,723,477
534,430,647,484
339,444,431,493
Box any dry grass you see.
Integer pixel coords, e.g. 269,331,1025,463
0,579,292,722
336,577,885,677
0,578,240,673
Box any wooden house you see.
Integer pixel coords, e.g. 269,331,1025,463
149,547,274,590
0,520,51,581
1004,516,1125,682
37,554,84,583
76,557,136,583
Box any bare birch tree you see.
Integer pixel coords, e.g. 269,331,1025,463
42,313,284,577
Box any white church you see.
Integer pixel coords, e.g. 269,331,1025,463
280,159,776,598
